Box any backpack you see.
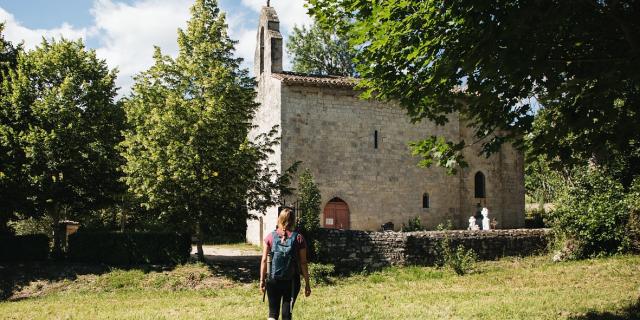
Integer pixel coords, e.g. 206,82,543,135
268,230,298,282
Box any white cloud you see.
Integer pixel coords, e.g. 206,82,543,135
91,0,191,93
240,0,312,31
222,6,257,72
0,0,309,94
233,28,258,71
0,7,93,49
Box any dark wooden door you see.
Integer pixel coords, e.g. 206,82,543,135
323,200,350,229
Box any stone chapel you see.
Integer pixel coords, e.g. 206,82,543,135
246,6,525,245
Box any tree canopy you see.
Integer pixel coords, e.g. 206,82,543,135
0,25,22,234
0,38,123,245
121,0,285,259
286,23,356,76
307,0,640,177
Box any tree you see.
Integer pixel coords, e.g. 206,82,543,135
121,0,284,261
0,38,124,253
524,153,566,204
0,24,20,82
297,169,321,232
307,0,640,178
286,23,356,76
549,167,629,258
0,25,22,235
296,169,321,261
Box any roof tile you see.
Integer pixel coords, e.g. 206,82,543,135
271,71,358,88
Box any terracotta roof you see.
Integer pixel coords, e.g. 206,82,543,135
271,71,358,88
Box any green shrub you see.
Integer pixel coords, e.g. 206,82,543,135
402,216,425,232
625,178,640,253
308,263,335,285
446,245,477,276
435,237,477,275
435,220,453,231
7,215,54,236
67,232,191,265
0,234,49,261
549,168,629,258
297,169,322,261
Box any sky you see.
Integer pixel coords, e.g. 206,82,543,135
0,0,312,95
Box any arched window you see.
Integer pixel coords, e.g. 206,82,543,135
422,193,430,208
474,171,486,198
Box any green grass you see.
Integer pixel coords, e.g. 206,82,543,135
1,255,639,319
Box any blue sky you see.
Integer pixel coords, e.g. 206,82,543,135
0,0,311,94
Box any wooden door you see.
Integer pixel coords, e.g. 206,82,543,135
323,199,350,229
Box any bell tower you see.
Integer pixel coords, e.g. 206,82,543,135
254,5,283,79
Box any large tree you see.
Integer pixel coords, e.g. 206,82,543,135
121,0,284,260
0,24,22,235
286,23,356,76
307,0,640,178
0,38,123,251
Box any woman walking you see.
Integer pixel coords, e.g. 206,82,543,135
260,208,311,320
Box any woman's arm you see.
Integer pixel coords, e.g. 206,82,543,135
299,247,311,297
260,243,269,294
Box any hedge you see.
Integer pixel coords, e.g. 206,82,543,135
0,234,50,262
67,232,191,265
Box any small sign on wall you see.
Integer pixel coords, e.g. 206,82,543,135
325,218,334,225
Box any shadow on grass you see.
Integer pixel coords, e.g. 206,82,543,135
0,261,176,302
568,299,640,320
199,253,261,284
0,252,262,301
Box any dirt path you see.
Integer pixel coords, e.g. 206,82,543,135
191,245,261,260
190,245,261,283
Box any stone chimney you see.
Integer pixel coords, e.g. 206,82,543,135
254,6,283,78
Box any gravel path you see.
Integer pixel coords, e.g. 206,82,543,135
190,245,261,259
190,245,262,283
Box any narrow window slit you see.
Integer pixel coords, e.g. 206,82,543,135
374,130,378,149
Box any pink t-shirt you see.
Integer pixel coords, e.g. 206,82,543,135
264,228,306,251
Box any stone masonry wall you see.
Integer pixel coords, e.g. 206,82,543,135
281,85,461,231
279,84,525,232
317,228,550,273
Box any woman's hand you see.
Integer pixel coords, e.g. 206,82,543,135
260,280,266,294
304,283,311,297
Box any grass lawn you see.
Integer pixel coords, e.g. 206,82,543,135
1,255,639,319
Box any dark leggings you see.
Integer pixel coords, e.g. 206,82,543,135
267,277,300,320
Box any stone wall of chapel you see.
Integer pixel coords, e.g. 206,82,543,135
458,123,525,228
280,85,465,231
246,76,283,245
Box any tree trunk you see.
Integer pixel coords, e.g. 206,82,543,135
120,208,126,233
0,215,10,236
196,220,205,262
50,204,63,260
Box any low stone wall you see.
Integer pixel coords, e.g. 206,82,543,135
316,228,550,272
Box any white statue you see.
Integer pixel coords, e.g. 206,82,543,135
468,216,479,230
482,207,490,230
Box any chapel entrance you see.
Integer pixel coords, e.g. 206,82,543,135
323,198,350,229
